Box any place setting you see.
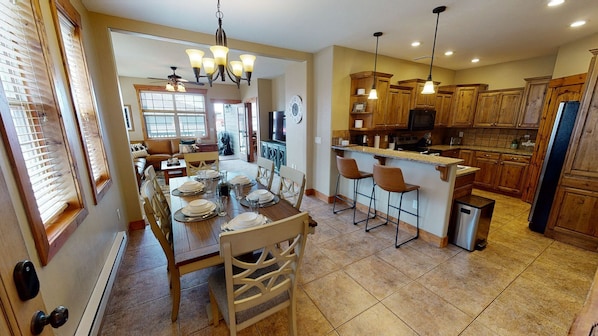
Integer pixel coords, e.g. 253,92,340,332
193,169,221,181
174,199,218,222
171,180,205,196
221,211,271,232
239,189,279,208
228,174,255,187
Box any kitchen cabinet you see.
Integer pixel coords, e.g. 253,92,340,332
545,49,598,250
435,91,453,126
450,84,488,127
473,151,500,189
441,148,460,158
459,149,474,166
495,154,530,195
473,89,523,128
385,85,412,128
521,73,586,203
517,76,550,129
349,71,393,130
397,79,438,109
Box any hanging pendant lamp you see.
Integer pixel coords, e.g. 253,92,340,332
422,5,446,95
368,32,383,100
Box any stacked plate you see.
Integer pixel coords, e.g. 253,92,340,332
178,180,204,193
182,199,216,216
246,189,275,204
196,169,220,179
229,175,251,185
223,212,268,231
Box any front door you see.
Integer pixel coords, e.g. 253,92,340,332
237,103,254,162
0,168,51,335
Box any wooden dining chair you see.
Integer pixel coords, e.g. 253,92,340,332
144,165,170,209
184,151,219,175
256,157,275,190
208,212,310,336
277,165,306,210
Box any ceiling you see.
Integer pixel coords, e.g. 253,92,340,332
83,0,598,85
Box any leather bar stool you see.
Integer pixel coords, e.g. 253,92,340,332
333,156,376,224
366,163,420,247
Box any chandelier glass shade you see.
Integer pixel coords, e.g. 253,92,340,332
185,0,255,88
422,5,446,95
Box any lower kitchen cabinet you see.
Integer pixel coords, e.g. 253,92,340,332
459,149,475,166
261,140,286,173
474,152,500,189
473,151,530,196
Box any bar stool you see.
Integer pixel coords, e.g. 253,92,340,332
333,156,376,225
366,163,420,248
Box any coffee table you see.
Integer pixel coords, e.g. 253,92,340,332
161,159,186,184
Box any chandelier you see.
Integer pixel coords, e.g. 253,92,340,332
165,66,186,92
185,0,256,88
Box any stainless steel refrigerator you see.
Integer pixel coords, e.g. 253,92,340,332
528,101,580,233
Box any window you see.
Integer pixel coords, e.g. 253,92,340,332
0,0,87,265
136,85,208,139
54,0,112,203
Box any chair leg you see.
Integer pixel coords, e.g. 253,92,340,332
170,270,181,322
209,288,220,327
333,174,354,214
395,189,420,248
289,297,297,336
366,187,387,232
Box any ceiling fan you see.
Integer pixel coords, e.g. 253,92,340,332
149,66,204,91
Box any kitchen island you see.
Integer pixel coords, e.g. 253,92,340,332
332,145,478,247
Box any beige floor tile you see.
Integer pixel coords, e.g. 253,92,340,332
336,303,417,336
521,259,595,300
535,241,598,279
376,245,441,280
303,270,377,328
299,240,341,285
317,234,378,267
307,221,343,245
343,255,411,300
459,320,499,336
382,282,473,336
100,295,179,336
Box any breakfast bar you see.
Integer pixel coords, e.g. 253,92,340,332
332,145,476,247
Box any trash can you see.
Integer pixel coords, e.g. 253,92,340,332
450,195,495,251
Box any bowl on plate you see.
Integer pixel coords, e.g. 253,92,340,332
229,175,251,185
182,199,215,216
178,180,204,192
246,189,274,204
225,212,267,230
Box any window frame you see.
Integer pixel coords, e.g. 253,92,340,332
0,0,87,265
134,85,209,140
51,0,112,204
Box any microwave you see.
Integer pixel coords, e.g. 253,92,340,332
408,109,436,131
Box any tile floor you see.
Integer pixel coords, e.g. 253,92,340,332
100,160,598,335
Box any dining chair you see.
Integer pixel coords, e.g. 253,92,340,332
144,165,171,211
255,157,275,190
184,151,219,175
277,165,306,210
208,212,310,336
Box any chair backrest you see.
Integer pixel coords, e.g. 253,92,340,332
144,165,170,215
336,156,362,179
219,212,310,331
277,165,306,210
142,181,174,253
144,165,157,181
373,163,408,192
256,157,275,190
184,152,219,175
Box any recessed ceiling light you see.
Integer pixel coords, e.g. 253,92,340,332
547,0,565,7
570,20,586,27
411,41,421,47
471,58,480,63
444,50,454,56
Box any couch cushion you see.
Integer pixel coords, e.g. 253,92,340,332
130,143,149,158
145,139,174,155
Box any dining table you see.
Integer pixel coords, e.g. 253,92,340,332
169,173,316,275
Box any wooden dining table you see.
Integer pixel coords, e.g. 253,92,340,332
169,174,316,275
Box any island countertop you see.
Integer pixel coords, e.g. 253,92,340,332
332,145,463,166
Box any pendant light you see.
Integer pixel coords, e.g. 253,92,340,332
368,32,383,100
422,5,446,95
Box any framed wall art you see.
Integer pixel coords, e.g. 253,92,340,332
123,105,133,131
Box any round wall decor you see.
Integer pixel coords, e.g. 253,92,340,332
289,95,303,123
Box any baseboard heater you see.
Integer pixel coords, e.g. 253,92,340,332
75,231,127,335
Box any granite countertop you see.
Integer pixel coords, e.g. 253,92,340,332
429,144,534,156
332,145,463,166
456,165,480,177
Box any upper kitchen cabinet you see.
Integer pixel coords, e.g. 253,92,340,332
397,79,439,109
545,49,598,250
349,71,393,130
435,90,453,127
474,88,523,128
516,76,551,129
450,84,488,127
385,85,413,128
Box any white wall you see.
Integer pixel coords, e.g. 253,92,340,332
284,62,308,175
553,33,598,78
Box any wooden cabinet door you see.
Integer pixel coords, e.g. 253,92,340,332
496,154,529,195
441,149,460,158
473,152,500,188
435,93,452,126
517,76,550,128
413,82,438,108
474,92,500,127
547,187,598,249
371,77,391,128
495,90,523,127
386,86,411,128
459,149,474,166
450,86,485,127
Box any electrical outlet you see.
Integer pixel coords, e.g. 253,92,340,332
412,200,418,209
116,208,121,220
314,136,321,144
459,131,464,137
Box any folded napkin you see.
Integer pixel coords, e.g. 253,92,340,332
182,199,216,216
199,169,220,178
246,189,275,204
178,180,204,192
229,175,251,185
223,212,267,230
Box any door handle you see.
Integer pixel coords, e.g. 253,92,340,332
31,306,68,335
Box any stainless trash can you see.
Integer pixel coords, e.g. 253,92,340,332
450,195,495,251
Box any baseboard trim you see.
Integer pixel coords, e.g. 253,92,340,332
75,231,127,335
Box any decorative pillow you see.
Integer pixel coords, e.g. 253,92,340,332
180,139,196,145
130,143,149,158
179,144,195,154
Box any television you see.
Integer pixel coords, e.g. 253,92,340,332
269,111,286,142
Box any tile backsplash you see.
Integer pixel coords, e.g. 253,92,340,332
446,128,538,149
